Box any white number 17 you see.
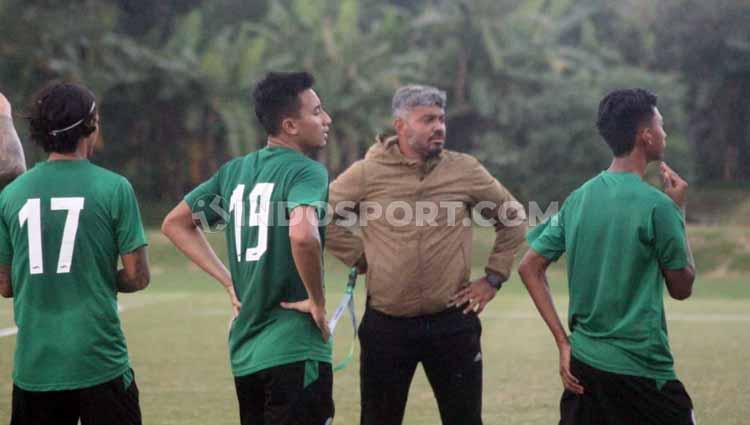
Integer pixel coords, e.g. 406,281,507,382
19,197,85,275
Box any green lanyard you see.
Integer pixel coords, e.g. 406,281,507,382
328,268,359,372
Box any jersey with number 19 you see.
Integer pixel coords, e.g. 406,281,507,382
184,146,332,378
0,160,147,391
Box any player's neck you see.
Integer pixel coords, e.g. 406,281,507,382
266,137,305,155
608,151,648,178
48,138,92,161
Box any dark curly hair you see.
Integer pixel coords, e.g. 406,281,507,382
25,82,98,154
252,71,314,136
596,89,658,157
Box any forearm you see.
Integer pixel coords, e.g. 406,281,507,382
0,115,26,190
486,221,526,279
291,239,325,307
520,267,569,348
164,224,232,288
325,221,364,267
116,268,148,293
0,264,12,298
117,247,151,293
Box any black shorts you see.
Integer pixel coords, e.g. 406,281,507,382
560,356,695,425
11,369,141,425
235,361,334,425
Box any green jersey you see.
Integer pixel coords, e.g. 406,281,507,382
0,160,147,391
184,146,332,377
527,171,690,380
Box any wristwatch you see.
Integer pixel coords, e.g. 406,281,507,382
485,272,505,290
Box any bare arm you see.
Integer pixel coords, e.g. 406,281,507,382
663,266,695,300
518,248,584,394
281,205,330,342
161,201,240,315
659,162,695,301
117,246,151,293
0,95,26,190
0,263,11,298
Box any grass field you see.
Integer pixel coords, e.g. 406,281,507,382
1,226,749,424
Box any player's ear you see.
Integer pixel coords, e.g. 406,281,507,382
635,126,651,148
393,117,404,133
280,117,298,136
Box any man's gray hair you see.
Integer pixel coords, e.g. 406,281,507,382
391,85,447,118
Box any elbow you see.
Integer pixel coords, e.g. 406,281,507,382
161,215,177,240
669,287,692,301
290,232,319,252
665,267,695,301
139,269,152,291
0,166,24,189
517,257,533,282
0,289,12,298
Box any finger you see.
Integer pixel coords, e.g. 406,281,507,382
562,369,584,394
319,322,331,342
448,294,471,308
661,169,673,187
450,287,471,300
662,163,685,183
565,379,585,394
280,301,307,312
463,299,476,314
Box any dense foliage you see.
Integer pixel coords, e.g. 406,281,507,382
1,0,747,204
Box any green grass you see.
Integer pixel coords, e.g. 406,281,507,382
1,227,749,424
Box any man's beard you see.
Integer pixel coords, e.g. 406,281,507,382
425,145,442,159
408,135,443,159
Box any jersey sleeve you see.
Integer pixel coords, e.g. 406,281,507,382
184,170,226,227
111,178,148,255
286,162,329,218
652,201,690,270
527,209,566,262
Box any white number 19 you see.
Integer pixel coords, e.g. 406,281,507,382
229,183,274,262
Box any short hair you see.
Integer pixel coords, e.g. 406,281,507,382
596,88,658,157
392,85,447,118
252,71,315,136
26,82,98,154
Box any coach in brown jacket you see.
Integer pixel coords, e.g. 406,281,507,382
327,85,526,425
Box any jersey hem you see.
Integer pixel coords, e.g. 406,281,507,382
232,353,332,378
13,362,131,392
572,352,677,381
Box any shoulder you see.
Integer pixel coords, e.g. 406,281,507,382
633,180,678,212
442,150,480,166
90,163,128,182
0,163,46,202
216,155,251,177
84,165,138,196
288,154,328,179
440,151,487,178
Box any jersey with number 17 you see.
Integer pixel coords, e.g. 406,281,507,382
184,146,332,378
0,160,147,391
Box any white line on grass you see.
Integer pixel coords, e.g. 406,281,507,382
477,312,750,322
0,293,189,339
